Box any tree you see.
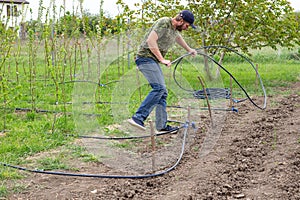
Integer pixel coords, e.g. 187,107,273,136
117,0,299,51
117,0,299,79
186,0,299,52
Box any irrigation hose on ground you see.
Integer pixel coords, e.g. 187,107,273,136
0,46,267,178
172,45,267,110
0,123,189,179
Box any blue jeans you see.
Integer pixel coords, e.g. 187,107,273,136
133,57,168,130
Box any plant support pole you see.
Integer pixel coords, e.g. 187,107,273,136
149,120,156,172
198,76,213,126
230,76,233,108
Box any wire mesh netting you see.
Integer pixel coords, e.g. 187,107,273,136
0,29,267,177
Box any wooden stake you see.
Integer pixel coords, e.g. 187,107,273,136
255,64,259,92
149,120,156,172
136,67,142,103
230,76,233,108
197,76,213,126
187,105,191,127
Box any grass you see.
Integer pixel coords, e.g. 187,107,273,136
0,32,299,198
0,184,7,197
68,145,99,162
37,157,70,171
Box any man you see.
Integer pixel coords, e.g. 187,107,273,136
128,10,197,133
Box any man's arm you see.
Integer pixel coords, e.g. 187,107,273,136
147,30,172,66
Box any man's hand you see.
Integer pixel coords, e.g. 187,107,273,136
160,59,172,67
189,48,197,56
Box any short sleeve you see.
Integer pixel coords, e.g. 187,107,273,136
151,18,170,39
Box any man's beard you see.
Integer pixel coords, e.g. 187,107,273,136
176,24,184,32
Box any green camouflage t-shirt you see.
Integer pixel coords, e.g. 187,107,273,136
136,17,180,62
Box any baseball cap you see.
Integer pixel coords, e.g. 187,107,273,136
180,10,196,29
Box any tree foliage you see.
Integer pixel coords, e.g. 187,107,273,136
117,0,299,54
186,0,299,52
25,0,299,54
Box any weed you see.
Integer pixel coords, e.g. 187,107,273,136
68,145,100,162
12,183,27,194
193,146,200,152
0,184,8,198
37,157,69,171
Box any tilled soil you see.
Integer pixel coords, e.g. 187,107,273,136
6,82,300,200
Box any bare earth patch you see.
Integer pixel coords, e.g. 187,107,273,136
6,82,300,200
